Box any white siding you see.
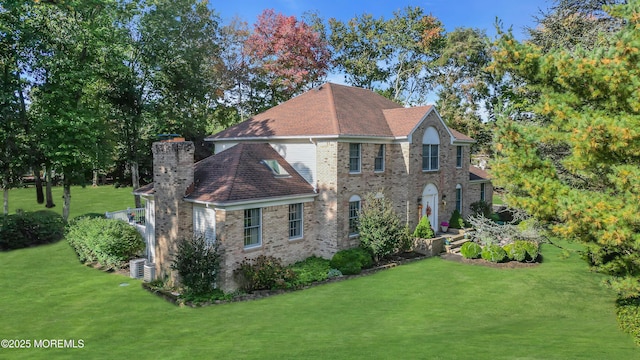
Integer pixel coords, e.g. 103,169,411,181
193,205,216,244
270,143,317,187
214,142,237,154
144,198,156,263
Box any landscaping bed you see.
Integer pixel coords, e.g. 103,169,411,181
440,252,540,269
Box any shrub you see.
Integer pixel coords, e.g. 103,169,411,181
481,244,507,263
413,216,435,239
358,193,411,262
616,297,640,345
0,210,65,251
171,235,223,296
470,200,492,218
460,242,482,259
288,256,331,285
66,217,145,269
503,242,527,262
448,209,465,229
330,248,373,275
327,268,343,278
236,255,297,292
520,241,540,262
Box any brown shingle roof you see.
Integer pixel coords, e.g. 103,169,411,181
186,143,315,204
208,82,476,143
134,143,316,204
470,166,491,181
208,83,407,140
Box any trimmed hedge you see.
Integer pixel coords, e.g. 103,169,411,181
460,242,482,259
66,217,145,269
330,248,373,275
0,210,65,251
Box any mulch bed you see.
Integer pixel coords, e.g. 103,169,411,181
440,252,540,268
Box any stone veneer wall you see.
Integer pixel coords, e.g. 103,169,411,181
315,141,339,258
468,181,494,211
216,202,316,291
152,141,194,283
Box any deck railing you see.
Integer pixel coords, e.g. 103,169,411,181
105,208,145,226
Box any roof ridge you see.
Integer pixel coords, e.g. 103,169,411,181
325,83,341,134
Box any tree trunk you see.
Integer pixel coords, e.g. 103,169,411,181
92,169,98,187
62,174,71,221
35,168,44,204
3,187,8,215
131,161,141,208
45,165,55,208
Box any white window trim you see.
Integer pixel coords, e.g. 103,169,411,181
349,143,361,174
374,144,385,172
289,203,304,240
348,194,361,237
455,184,463,213
243,208,262,249
480,183,486,202
422,144,440,172
456,146,463,168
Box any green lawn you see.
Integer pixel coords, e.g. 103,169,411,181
1,240,637,359
1,186,638,359
6,185,136,219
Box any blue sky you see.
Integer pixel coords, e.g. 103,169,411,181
211,0,553,40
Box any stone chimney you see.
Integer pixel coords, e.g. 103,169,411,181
152,140,194,283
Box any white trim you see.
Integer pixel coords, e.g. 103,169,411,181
184,193,317,211
374,144,385,173
288,203,304,240
243,208,262,249
349,143,361,174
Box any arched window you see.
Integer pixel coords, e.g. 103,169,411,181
422,127,439,171
455,184,463,213
348,195,361,236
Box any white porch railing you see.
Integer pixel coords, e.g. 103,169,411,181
105,207,145,226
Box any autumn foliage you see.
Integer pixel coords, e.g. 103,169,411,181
244,9,330,95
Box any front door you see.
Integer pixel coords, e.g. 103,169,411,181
422,183,438,231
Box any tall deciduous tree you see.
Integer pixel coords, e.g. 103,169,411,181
0,0,31,214
434,28,495,153
243,9,330,113
29,0,117,220
491,0,640,294
329,6,445,105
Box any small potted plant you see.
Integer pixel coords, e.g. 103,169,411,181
440,221,449,233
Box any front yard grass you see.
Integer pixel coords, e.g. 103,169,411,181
1,239,638,359
6,185,136,219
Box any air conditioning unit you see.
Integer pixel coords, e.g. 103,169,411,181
129,258,146,279
144,263,156,282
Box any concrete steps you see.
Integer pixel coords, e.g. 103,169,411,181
439,228,474,255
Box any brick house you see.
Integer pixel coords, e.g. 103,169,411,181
135,83,492,291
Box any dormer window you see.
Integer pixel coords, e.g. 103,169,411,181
262,159,290,178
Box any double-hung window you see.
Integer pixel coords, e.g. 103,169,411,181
374,144,385,172
244,208,261,248
349,143,361,173
422,127,440,171
455,184,463,213
289,203,303,239
456,146,463,168
348,195,361,236
480,183,486,202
